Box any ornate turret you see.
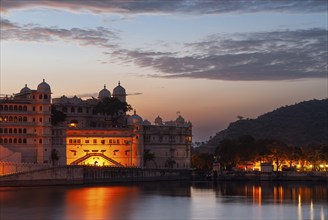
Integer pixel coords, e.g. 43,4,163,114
98,84,111,99
113,81,126,102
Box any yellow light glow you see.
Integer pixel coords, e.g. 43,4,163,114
68,123,77,128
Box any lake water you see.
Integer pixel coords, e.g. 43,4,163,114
0,181,327,220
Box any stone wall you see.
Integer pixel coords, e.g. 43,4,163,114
0,161,51,175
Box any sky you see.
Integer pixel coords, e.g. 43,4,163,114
0,0,327,142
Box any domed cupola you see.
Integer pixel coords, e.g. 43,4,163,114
98,84,111,99
37,79,51,93
176,115,185,126
113,81,126,102
20,84,31,94
154,116,163,125
127,110,143,125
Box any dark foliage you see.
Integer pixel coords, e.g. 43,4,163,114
209,99,328,146
51,107,67,125
93,97,132,116
143,149,156,167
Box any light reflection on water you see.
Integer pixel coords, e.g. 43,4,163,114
0,181,327,220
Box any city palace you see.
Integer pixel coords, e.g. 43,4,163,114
0,80,192,169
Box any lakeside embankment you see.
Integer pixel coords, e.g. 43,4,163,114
213,171,328,182
1,166,327,186
0,165,192,186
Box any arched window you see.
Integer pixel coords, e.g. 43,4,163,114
44,94,48,99
4,128,8,133
23,117,27,122
18,116,22,122
14,116,17,122
9,116,13,121
18,138,22,144
18,106,22,111
14,138,17,143
71,107,75,113
0,138,2,143
23,128,27,134
23,138,27,144
0,128,2,133
4,105,8,111
9,105,13,111
9,138,12,143
4,138,8,143
14,128,17,133
39,106,42,111
0,105,3,111
14,106,17,111
18,128,22,133
9,128,12,133
39,94,43,99
23,106,27,111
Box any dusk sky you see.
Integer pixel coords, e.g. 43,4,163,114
0,0,327,142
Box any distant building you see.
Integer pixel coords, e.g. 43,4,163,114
0,80,192,169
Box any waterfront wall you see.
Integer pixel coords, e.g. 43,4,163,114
0,161,51,176
0,165,192,186
0,166,84,186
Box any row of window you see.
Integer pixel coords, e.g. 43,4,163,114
0,116,28,122
144,135,188,143
0,105,28,112
68,138,129,145
57,106,88,114
0,116,50,123
0,138,27,144
0,128,27,134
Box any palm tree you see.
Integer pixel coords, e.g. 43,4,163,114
143,149,156,167
51,149,59,166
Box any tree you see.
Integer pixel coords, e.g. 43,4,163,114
191,153,214,171
215,139,239,170
143,149,156,167
165,158,176,168
268,141,288,171
253,139,271,163
51,149,59,166
237,135,256,169
51,107,66,125
93,97,132,117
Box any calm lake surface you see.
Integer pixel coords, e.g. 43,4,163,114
0,181,327,220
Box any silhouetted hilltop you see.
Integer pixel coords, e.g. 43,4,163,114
209,99,328,146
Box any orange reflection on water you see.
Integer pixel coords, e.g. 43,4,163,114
252,186,262,206
64,186,139,220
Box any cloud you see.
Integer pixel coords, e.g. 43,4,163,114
0,18,118,48
1,17,326,81
116,29,327,81
0,0,326,14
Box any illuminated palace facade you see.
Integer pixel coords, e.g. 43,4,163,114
0,80,192,169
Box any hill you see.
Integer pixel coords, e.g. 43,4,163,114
208,99,328,146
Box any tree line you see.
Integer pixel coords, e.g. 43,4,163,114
192,135,328,172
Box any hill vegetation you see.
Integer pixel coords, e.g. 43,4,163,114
208,99,328,146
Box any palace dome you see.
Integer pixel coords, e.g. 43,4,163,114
20,84,31,94
176,115,185,124
127,110,143,125
98,85,111,99
37,79,51,93
154,116,163,125
113,81,126,96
